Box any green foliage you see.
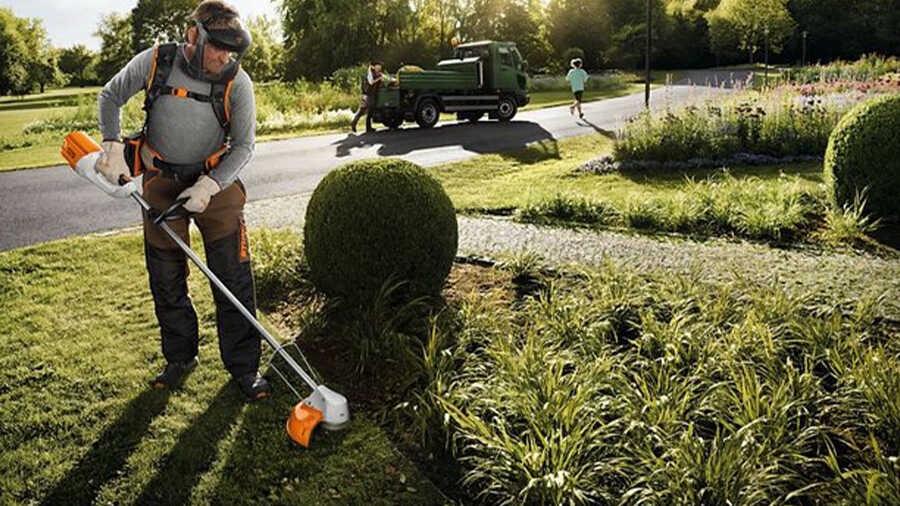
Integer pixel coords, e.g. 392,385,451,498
304,158,458,300
241,15,284,82
517,194,620,226
0,9,60,95
130,0,194,53
785,54,900,85
824,94,900,221
818,189,882,245
516,173,823,242
93,12,134,84
615,89,851,163
330,64,369,93
528,72,627,92
410,263,899,505
58,45,98,86
250,229,309,303
707,0,796,63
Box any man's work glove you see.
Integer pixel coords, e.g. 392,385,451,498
97,140,128,185
176,175,221,214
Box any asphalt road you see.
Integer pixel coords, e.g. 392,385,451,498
0,76,741,252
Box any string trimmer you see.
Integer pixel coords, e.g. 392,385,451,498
60,131,349,447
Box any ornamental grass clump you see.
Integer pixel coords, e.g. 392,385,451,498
398,261,898,505
615,90,852,165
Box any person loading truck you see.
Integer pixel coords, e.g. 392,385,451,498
351,61,385,133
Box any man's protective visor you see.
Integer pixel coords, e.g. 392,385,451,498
186,21,252,82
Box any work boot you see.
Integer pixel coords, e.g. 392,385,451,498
150,356,199,389
235,373,272,401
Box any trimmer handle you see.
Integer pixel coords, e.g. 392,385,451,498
152,197,191,225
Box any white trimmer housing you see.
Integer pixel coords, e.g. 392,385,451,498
304,385,350,430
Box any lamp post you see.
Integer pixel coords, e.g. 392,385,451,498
764,26,770,87
645,0,651,108
802,30,808,67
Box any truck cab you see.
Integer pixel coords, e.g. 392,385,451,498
371,40,530,130
450,41,529,103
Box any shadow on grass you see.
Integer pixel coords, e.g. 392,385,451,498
39,388,172,506
131,383,245,505
205,371,355,504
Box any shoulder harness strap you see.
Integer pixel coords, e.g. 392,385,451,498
142,42,233,137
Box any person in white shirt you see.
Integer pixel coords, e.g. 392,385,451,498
566,58,589,119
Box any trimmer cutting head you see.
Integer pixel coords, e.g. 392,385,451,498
285,385,350,447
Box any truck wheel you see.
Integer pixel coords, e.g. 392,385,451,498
497,96,518,122
415,99,440,129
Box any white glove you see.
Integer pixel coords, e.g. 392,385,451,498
97,140,128,186
177,175,221,214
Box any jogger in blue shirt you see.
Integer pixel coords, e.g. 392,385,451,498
566,58,589,119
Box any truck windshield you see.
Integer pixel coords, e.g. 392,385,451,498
456,46,490,59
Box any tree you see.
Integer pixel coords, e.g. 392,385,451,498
34,48,67,92
0,8,30,95
496,0,554,72
707,0,795,63
0,11,62,95
282,0,381,80
94,12,134,84
59,45,97,86
546,0,612,70
242,15,284,82
131,0,195,53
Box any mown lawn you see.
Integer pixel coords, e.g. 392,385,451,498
0,231,447,505
434,133,822,211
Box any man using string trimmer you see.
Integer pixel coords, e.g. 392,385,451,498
95,1,270,401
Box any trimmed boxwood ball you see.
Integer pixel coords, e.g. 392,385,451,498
304,158,458,299
824,94,900,220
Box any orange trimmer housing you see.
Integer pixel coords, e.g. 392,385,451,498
60,131,101,170
286,403,324,448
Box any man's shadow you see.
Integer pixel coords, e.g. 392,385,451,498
39,388,172,506
130,382,246,505
332,120,559,164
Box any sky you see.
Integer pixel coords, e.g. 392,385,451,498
0,0,280,50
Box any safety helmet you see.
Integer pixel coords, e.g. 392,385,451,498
182,18,251,83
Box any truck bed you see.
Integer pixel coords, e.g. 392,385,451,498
397,58,480,91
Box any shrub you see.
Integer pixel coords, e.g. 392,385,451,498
304,158,458,300
329,64,369,93
824,94,900,220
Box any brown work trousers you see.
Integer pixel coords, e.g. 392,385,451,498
141,170,261,378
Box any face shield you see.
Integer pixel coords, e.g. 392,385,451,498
183,20,251,83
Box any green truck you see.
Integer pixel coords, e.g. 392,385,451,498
370,40,530,129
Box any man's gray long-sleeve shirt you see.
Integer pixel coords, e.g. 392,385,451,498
98,45,255,188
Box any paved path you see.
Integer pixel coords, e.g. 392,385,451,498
0,84,730,252
239,192,900,320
